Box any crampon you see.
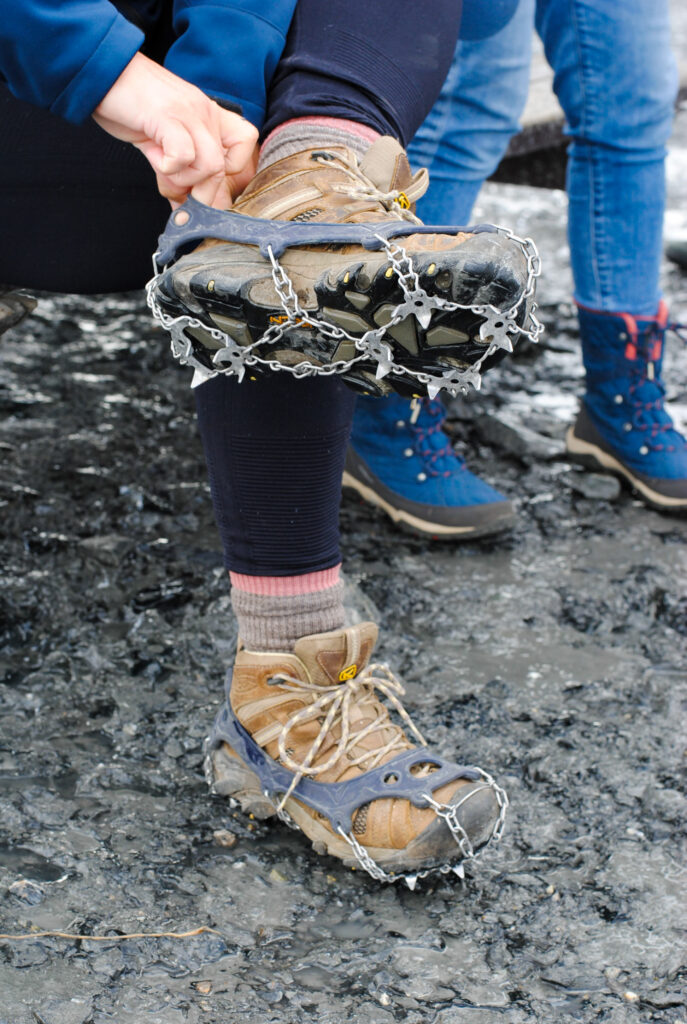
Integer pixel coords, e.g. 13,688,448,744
147,138,542,399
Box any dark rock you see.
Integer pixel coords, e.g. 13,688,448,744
565,469,621,501
474,411,564,461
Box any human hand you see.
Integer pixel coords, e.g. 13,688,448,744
92,52,258,208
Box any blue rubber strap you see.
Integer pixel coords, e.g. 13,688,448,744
208,698,480,834
155,197,496,268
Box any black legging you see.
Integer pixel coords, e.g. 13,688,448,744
0,0,462,575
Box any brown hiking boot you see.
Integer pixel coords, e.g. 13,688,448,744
205,622,507,883
152,137,540,398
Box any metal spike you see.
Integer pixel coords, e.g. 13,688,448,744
452,864,465,879
415,308,433,331
191,366,213,388
426,382,441,401
375,360,391,379
405,873,418,891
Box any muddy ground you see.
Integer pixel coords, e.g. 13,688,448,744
1,111,687,1023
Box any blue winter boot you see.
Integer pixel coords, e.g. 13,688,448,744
344,394,515,538
566,303,687,511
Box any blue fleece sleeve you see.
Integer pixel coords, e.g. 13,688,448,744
0,1,144,123
165,0,297,128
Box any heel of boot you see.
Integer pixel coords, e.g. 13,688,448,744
205,742,276,820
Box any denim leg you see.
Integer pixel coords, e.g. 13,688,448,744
536,0,678,314
408,0,534,224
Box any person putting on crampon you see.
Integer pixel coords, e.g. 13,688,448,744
0,0,530,884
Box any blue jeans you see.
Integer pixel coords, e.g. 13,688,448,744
409,0,679,315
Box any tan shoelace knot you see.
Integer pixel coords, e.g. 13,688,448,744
316,151,429,223
272,662,427,811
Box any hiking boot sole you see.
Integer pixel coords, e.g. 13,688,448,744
154,232,530,397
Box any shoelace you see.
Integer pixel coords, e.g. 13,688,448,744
314,150,428,224
624,309,687,451
271,663,427,812
407,397,467,478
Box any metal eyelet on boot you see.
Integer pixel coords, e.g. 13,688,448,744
404,448,413,457
417,473,427,482
614,394,623,404
639,445,649,455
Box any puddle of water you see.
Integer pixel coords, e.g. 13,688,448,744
0,845,64,882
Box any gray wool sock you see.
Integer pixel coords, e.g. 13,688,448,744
257,120,377,174
231,582,345,651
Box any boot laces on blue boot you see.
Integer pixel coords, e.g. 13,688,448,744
567,301,687,510
343,393,515,538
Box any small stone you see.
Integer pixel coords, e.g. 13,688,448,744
213,829,237,848
546,884,555,895
269,867,287,883
623,991,639,1002
8,878,44,905
566,469,621,501
379,993,391,1006
163,737,184,759
475,412,563,461
0,289,36,336
193,981,212,995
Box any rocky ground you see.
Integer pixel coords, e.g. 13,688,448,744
1,114,686,1024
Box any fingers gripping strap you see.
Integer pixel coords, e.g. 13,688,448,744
207,699,480,835
154,196,490,268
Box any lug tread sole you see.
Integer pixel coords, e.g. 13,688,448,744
157,248,526,396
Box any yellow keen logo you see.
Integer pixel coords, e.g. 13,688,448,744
339,664,358,681
268,314,313,329
396,192,411,210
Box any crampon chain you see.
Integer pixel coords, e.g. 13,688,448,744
205,740,509,889
335,766,509,887
146,229,543,398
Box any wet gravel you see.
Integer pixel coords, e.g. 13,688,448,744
2,116,687,1023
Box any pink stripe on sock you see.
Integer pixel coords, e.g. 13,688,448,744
262,117,380,149
230,565,341,596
